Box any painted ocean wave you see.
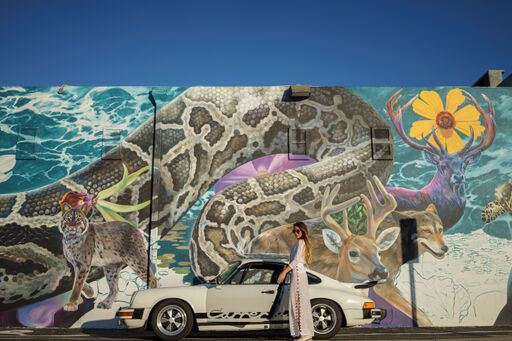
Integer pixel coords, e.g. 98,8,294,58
0,86,185,194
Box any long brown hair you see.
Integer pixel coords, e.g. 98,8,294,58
294,222,312,264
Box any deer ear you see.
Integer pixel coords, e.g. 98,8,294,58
61,203,72,213
376,227,400,252
80,203,89,214
322,229,342,254
426,203,438,215
423,151,438,165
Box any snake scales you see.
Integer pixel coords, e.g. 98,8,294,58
0,86,393,309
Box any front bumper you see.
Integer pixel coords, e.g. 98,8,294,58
117,307,146,328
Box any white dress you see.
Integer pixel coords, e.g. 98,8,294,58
288,239,314,338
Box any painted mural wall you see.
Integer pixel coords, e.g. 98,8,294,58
0,85,511,329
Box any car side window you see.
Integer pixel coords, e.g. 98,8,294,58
281,271,320,285
224,263,286,285
307,272,322,284
242,267,276,285
228,268,246,284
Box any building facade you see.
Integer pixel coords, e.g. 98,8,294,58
0,86,511,328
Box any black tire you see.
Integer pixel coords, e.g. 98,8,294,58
311,298,343,339
150,299,195,341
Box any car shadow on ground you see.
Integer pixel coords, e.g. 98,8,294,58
82,328,291,340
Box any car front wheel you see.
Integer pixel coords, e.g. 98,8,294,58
311,299,343,339
150,299,194,341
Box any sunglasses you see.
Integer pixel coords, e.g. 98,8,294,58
293,229,301,234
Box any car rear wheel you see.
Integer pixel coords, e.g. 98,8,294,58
150,299,194,341
311,299,343,339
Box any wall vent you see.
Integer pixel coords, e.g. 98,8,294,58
371,127,393,160
288,126,309,160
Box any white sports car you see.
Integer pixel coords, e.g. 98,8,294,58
117,258,385,340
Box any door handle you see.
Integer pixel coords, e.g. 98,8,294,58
261,290,275,294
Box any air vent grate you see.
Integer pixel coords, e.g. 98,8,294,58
371,127,393,160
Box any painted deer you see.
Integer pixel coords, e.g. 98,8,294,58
317,177,400,282
249,179,449,325
249,176,401,283
385,90,496,228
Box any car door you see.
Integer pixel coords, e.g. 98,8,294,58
206,263,281,325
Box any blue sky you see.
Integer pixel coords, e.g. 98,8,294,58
0,0,511,86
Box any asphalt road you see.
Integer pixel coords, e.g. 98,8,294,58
1,327,512,341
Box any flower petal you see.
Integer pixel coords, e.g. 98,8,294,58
453,104,480,122
427,128,464,154
409,119,435,140
444,129,466,154
412,98,436,119
419,90,444,113
445,88,465,114
455,121,485,138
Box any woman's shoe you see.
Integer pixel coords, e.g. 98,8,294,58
297,335,313,341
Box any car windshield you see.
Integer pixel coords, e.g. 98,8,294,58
218,261,241,284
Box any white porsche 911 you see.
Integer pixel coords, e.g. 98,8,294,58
117,258,385,340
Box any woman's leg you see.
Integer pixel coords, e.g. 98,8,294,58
289,268,300,338
299,267,314,338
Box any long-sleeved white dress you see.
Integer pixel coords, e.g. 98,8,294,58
288,239,314,338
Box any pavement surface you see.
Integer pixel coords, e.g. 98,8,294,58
1,327,512,341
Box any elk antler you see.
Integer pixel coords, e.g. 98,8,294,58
361,176,397,239
321,184,360,240
459,90,496,160
386,90,444,158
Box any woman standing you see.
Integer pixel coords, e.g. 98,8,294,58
277,222,314,341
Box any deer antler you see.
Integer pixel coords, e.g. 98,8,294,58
361,176,397,239
386,90,443,158
459,90,496,160
321,184,360,240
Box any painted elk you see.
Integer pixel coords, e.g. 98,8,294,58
385,89,496,228
249,176,400,283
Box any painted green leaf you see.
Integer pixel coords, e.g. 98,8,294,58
96,164,152,200
97,196,157,213
96,204,136,227
126,165,151,188
97,164,129,200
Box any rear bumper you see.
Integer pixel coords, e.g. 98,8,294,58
116,307,147,329
366,308,386,323
344,307,386,326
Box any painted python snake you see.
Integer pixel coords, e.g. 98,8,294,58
0,86,393,309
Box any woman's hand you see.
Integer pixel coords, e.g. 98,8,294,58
277,271,286,284
277,266,289,284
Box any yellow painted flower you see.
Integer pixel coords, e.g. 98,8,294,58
409,88,485,154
